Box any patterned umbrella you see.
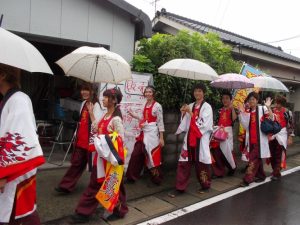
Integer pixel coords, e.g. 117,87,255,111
210,73,254,89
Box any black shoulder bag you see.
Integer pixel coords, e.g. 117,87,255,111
260,106,282,135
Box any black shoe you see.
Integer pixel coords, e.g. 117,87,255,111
270,176,280,181
124,178,135,184
239,181,249,187
227,169,236,176
254,177,265,183
70,213,89,224
54,187,71,194
168,189,184,198
212,174,223,179
198,188,209,194
104,213,123,221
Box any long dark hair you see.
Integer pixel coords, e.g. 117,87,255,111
103,88,123,119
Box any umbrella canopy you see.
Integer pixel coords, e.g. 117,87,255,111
250,76,289,92
0,27,53,74
56,46,131,84
158,58,218,81
210,73,254,89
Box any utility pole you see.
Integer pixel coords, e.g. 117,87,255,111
0,14,3,27
151,0,160,14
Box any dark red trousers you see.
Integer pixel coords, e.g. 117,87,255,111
59,147,89,192
126,140,163,185
269,139,285,177
211,148,235,177
75,166,128,217
175,161,211,191
243,144,266,184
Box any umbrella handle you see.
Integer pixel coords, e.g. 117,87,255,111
182,78,188,104
92,56,99,83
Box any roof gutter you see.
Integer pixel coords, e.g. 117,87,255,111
107,0,152,39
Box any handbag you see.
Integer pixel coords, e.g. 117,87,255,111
213,127,228,142
260,106,282,135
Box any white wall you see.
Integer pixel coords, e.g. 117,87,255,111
0,0,135,61
289,88,300,111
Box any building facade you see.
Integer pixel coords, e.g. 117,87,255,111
153,9,300,134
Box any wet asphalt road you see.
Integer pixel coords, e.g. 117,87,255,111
163,171,300,225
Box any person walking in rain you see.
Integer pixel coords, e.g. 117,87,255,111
55,83,104,194
0,64,45,225
126,85,165,185
169,83,213,197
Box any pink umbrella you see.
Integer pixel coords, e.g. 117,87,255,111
210,73,254,89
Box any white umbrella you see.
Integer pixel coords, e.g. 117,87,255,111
0,27,53,74
56,46,131,84
211,73,254,89
158,58,218,81
250,75,289,92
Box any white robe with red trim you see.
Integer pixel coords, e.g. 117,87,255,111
0,91,45,223
239,105,271,161
218,126,236,169
176,102,213,164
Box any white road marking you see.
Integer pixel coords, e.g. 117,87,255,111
138,166,300,225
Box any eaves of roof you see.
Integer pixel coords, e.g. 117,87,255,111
155,10,300,64
107,0,152,39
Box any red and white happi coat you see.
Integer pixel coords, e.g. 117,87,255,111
175,102,213,164
0,91,45,223
239,105,271,161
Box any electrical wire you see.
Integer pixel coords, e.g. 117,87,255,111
267,34,300,44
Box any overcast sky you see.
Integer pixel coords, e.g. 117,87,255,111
125,0,300,58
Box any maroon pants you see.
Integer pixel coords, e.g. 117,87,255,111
59,147,89,192
243,144,266,184
75,166,128,217
175,161,211,191
211,147,235,177
126,140,163,185
269,139,285,177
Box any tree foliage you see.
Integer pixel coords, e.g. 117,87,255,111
131,30,242,110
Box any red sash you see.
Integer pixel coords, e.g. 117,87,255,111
188,105,202,148
218,108,232,127
76,103,90,149
250,110,258,144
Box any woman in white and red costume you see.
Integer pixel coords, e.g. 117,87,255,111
71,88,128,223
269,95,294,180
126,86,165,185
238,92,273,187
0,64,45,225
169,83,213,197
210,90,237,177
55,83,104,194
